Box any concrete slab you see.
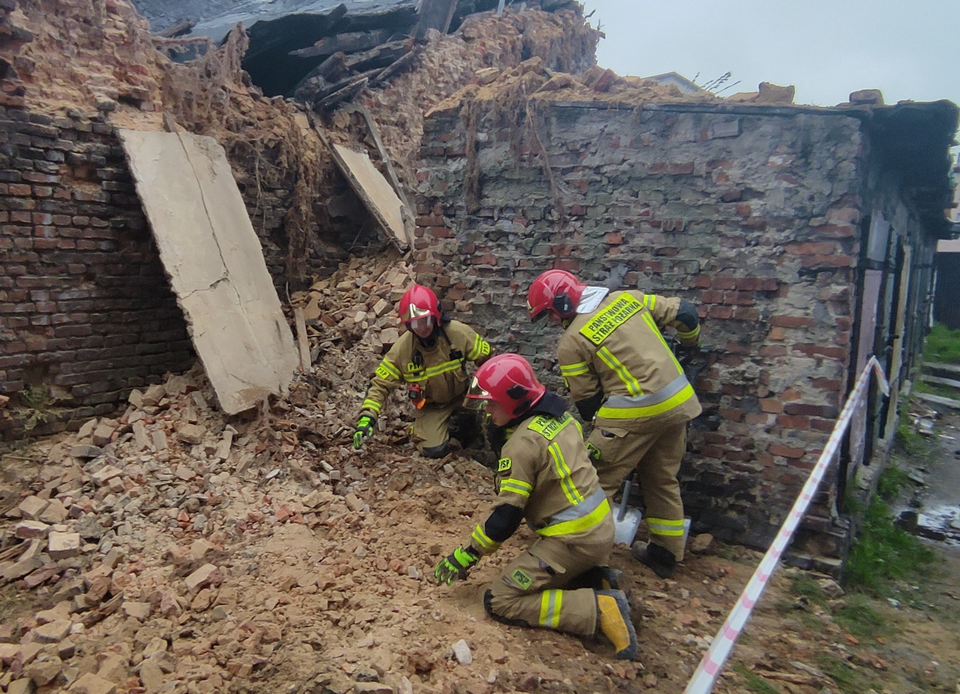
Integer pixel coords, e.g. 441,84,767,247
118,130,298,414
328,142,410,251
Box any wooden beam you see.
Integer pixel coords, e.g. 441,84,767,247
295,307,312,373
360,105,414,248
289,29,392,59
416,0,458,38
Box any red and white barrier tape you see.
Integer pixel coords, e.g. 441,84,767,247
683,355,889,694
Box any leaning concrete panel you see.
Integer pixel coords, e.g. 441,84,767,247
118,129,298,414
329,142,410,251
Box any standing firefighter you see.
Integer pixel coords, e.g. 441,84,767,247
527,270,702,579
354,284,493,458
434,354,639,661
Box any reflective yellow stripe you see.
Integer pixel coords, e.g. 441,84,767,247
499,479,532,498
537,498,610,537
548,442,584,505
361,399,382,414
375,360,401,380
539,590,562,628
405,359,464,382
471,524,501,552
560,361,590,377
467,334,491,361
597,383,695,419
648,517,685,537
643,294,656,310
597,346,642,397
677,324,700,341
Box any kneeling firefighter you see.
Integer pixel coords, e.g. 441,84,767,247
433,354,640,661
354,284,494,458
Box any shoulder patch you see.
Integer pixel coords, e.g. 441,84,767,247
497,457,512,473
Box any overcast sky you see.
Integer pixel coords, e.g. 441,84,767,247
578,0,960,113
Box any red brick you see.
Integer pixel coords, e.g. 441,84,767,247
759,399,782,413
770,315,814,328
784,242,836,255
801,255,855,268
793,344,846,360
744,413,769,425
733,307,760,321
777,415,810,430
605,232,623,245
700,445,724,459
720,408,743,421
707,305,733,319
768,443,805,459
758,345,787,357
701,290,723,304
713,277,737,290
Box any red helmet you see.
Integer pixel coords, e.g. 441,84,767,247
527,270,585,322
466,354,546,418
398,284,441,324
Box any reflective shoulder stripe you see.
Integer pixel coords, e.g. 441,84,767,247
499,479,533,498
361,398,382,414
527,413,573,441
648,517,685,537
471,524,502,553
560,361,590,377
375,360,402,381
537,495,610,538
539,589,562,628
643,294,656,310
578,292,644,346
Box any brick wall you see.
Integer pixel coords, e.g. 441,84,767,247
413,101,866,552
0,106,194,439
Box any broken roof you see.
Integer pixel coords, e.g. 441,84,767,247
132,0,416,42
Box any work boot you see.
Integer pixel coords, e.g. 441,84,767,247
631,541,677,579
596,589,640,661
569,566,622,591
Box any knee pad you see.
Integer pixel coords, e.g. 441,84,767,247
420,439,450,458
483,589,531,628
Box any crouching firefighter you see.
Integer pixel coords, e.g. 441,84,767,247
353,284,494,458
527,269,703,579
433,354,640,661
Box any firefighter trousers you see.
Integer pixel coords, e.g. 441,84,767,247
485,525,613,638
587,421,687,561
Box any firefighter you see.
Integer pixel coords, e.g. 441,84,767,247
353,284,494,458
526,269,702,579
433,354,639,661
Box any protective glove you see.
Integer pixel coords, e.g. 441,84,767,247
434,546,480,585
353,415,374,449
675,343,701,366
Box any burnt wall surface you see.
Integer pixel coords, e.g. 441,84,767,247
413,102,865,551
0,106,193,440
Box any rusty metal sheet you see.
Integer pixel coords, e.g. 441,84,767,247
118,129,298,414
328,142,411,251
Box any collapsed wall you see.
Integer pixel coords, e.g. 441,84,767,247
0,0,601,438
412,78,864,553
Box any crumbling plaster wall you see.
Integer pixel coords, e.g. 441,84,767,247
413,102,866,551
0,106,193,439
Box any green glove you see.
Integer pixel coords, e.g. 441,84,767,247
353,415,374,449
434,546,480,585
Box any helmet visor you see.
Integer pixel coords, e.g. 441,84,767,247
402,304,434,322
407,315,434,332
463,376,491,410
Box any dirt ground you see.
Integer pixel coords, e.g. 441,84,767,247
2,383,960,694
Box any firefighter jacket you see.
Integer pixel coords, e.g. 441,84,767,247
360,320,492,417
467,398,612,569
558,289,702,433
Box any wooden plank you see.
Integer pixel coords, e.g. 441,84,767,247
295,307,312,373
416,0,458,37
315,75,369,112
925,361,960,377
290,29,392,59
916,393,960,410
310,118,408,253
920,374,960,390
369,49,418,88
360,105,414,248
